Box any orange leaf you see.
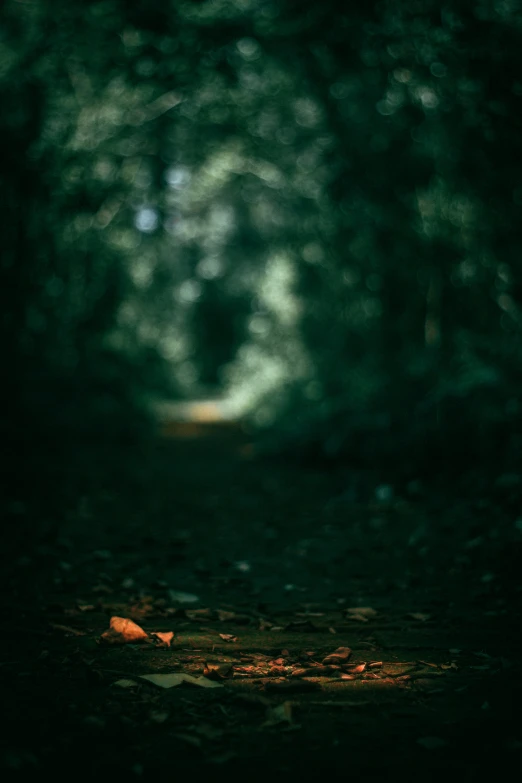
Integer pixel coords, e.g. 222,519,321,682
100,616,149,644
152,631,174,647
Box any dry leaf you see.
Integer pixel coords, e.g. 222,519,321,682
140,673,223,689
203,662,233,680
322,647,352,664
151,631,174,647
290,668,309,678
113,679,139,688
295,612,325,617
219,633,238,642
344,663,366,674
100,616,149,645
346,607,377,618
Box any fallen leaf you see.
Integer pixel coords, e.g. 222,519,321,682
113,679,139,688
203,662,233,680
140,673,223,689
295,612,325,617
344,663,366,674
100,617,149,645
346,607,377,618
151,631,174,647
168,590,199,604
322,647,352,665
219,633,238,642
417,736,448,750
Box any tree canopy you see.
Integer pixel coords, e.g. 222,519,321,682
2,0,521,476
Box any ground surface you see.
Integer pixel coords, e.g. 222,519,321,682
2,422,522,780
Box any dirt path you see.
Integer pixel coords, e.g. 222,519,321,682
2,429,521,779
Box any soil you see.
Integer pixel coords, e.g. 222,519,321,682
2,423,522,780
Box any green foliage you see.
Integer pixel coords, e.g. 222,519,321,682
1,0,521,485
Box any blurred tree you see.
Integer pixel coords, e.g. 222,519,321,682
1,0,521,515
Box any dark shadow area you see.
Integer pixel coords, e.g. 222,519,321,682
1,1,521,778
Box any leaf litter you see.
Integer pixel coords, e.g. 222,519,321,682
139,673,224,689
100,616,174,647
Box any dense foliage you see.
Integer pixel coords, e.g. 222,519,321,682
1,0,521,479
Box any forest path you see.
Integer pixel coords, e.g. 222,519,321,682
2,427,521,779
